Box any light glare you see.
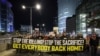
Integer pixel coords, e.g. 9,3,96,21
36,4,41,10
22,5,26,9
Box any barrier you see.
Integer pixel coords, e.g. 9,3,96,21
0,38,12,51
0,43,7,52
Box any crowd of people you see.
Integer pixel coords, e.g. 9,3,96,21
16,31,99,56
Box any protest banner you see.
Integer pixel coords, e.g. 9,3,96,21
12,37,85,52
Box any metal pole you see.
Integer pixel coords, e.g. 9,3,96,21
86,15,88,34
30,8,33,35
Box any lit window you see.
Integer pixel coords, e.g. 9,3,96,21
87,28,91,32
82,30,86,32
95,28,99,31
59,16,67,19
64,12,69,14
82,18,86,21
81,23,86,27
80,14,87,18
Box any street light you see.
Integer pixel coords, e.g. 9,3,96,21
22,5,26,9
36,4,41,10
37,24,39,26
22,4,41,35
42,24,45,27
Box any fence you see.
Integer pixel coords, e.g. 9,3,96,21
0,38,12,51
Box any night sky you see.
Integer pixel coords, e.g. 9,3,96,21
8,0,57,31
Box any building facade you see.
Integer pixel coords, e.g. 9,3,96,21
0,0,14,32
66,15,76,33
20,25,31,33
76,0,100,36
58,0,82,33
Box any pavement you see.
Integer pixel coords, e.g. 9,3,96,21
0,49,16,56
0,48,100,56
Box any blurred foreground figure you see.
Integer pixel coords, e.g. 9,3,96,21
85,35,90,52
76,33,83,39
90,33,99,56
85,35,90,56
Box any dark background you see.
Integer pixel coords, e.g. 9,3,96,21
8,0,57,31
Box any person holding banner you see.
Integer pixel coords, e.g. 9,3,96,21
44,34,49,40
90,33,99,56
37,33,44,56
85,35,90,56
60,32,68,56
76,33,83,39
61,32,68,40
48,35,55,40
56,34,62,40
15,36,23,53
47,34,55,56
